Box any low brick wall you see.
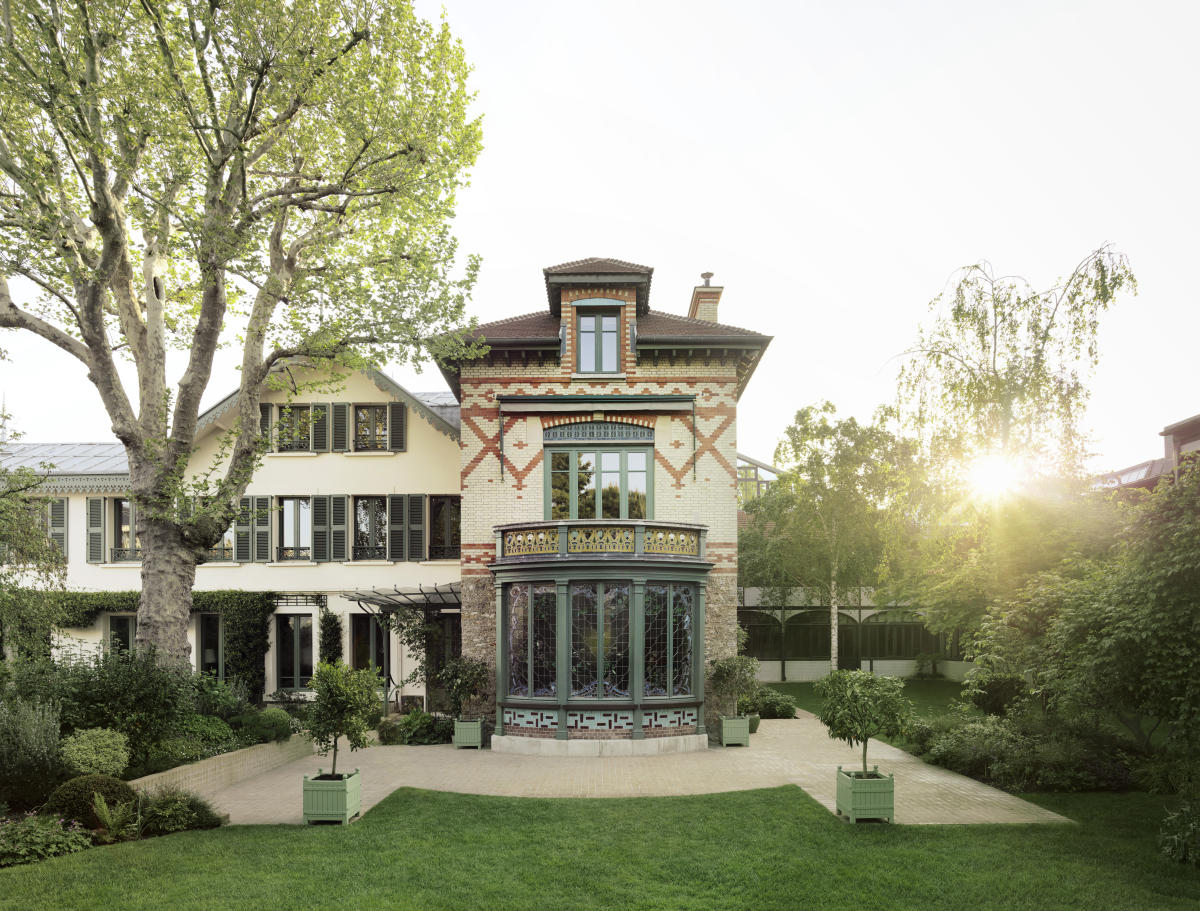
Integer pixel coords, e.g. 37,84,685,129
130,734,314,799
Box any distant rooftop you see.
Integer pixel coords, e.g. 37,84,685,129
0,442,128,475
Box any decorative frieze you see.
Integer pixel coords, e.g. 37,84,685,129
503,528,560,556
567,525,635,554
567,711,634,732
543,421,654,443
641,708,698,729
643,528,699,556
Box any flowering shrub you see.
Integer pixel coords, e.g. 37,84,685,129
60,728,129,778
0,813,91,868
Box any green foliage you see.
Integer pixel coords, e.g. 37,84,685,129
91,792,142,845
0,813,91,868
305,661,381,776
1160,800,1200,867
437,657,491,719
58,647,192,766
378,711,453,745
191,674,252,723
0,697,63,810
318,610,344,664
142,787,223,837
814,670,913,774
232,707,294,744
707,655,760,717
964,670,1029,716
59,728,129,778
44,775,136,829
738,686,797,719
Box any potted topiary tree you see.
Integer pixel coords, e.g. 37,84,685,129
814,669,913,823
302,660,380,824
708,654,760,747
439,657,491,749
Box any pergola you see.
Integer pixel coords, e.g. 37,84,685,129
342,582,461,615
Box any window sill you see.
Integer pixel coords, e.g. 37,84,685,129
420,559,460,566
265,561,319,567
571,373,627,381
269,451,320,457
341,560,392,566
199,562,242,568
98,562,140,568
344,451,395,457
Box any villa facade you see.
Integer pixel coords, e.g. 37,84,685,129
3,258,772,754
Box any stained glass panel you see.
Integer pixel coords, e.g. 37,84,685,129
644,584,669,696
672,584,693,696
507,584,529,696
531,584,557,696
571,583,598,696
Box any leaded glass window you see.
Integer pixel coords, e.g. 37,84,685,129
643,582,694,697
354,405,388,451
354,496,387,560
507,582,557,697
602,583,630,697
545,447,652,520
571,581,630,698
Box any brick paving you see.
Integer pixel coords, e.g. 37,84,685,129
210,712,1070,826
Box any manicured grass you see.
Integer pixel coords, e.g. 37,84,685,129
768,676,967,718
1,788,1195,910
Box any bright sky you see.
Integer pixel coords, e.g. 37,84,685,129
3,1,1197,473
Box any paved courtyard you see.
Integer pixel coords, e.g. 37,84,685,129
211,712,1069,826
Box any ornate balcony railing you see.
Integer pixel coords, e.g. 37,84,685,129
494,520,706,563
276,546,312,562
110,547,142,562
206,546,235,562
429,543,461,560
353,544,387,561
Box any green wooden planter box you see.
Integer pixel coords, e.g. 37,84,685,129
835,765,894,823
720,715,750,747
454,719,483,749
302,768,361,825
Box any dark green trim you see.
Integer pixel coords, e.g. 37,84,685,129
543,445,653,521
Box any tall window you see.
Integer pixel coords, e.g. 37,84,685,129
643,583,694,697
548,448,650,520
209,524,235,562
113,498,140,560
278,497,311,561
429,495,461,559
199,613,223,678
354,405,388,451
570,581,630,698
277,614,313,689
577,312,620,373
507,583,557,697
351,614,388,676
108,614,136,651
278,406,309,452
353,496,387,560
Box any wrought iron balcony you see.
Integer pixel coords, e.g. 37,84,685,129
276,546,312,562
429,543,461,560
110,547,142,562
206,546,235,562
493,520,706,563
352,544,387,561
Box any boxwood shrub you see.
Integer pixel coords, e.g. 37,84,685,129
59,728,129,778
43,774,137,829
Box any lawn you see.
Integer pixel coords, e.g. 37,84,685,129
1,787,1195,910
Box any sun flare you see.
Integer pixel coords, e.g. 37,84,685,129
968,454,1022,499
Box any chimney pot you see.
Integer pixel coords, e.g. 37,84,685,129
688,273,724,323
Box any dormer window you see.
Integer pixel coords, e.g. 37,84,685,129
578,311,620,373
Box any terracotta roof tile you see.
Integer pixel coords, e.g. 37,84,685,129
543,257,652,275
636,309,770,341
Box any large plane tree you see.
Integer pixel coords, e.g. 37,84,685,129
0,0,482,662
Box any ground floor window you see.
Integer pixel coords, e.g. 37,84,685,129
643,583,693,697
108,614,136,651
277,614,313,689
507,583,557,697
199,613,223,677
351,613,388,676
571,581,630,697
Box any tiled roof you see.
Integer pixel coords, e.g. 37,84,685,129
544,257,651,275
469,311,561,342
0,442,128,475
413,391,460,432
636,309,771,342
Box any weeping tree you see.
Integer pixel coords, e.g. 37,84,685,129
0,1,482,662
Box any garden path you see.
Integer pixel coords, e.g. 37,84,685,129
210,712,1070,826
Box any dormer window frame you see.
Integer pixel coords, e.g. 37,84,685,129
573,299,624,374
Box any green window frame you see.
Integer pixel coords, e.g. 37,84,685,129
108,614,136,651
353,496,387,560
545,446,652,520
276,614,314,690
643,582,694,698
277,497,311,561
112,497,140,561
354,405,389,451
570,581,631,698
350,613,389,677
199,613,224,678
576,310,621,373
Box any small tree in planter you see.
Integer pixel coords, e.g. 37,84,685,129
814,669,913,822
302,661,379,824
708,654,759,746
438,657,490,749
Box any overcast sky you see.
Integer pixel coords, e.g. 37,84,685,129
3,1,1196,473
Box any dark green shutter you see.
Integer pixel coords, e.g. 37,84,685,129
311,495,330,562
387,495,405,561
332,403,350,452
259,403,272,447
311,404,330,452
331,495,348,561
253,496,272,562
48,498,68,557
406,494,425,561
235,497,252,562
86,497,105,563
388,402,407,452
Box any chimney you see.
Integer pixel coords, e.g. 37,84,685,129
688,271,723,322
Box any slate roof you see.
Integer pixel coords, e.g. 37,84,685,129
0,442,128,475
413,391,460,432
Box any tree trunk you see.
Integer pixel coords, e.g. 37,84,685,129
135,518,197,666
830,573,839,674
862,738,869,775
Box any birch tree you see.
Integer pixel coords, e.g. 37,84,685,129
741,403,899,672
0,0,482,662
